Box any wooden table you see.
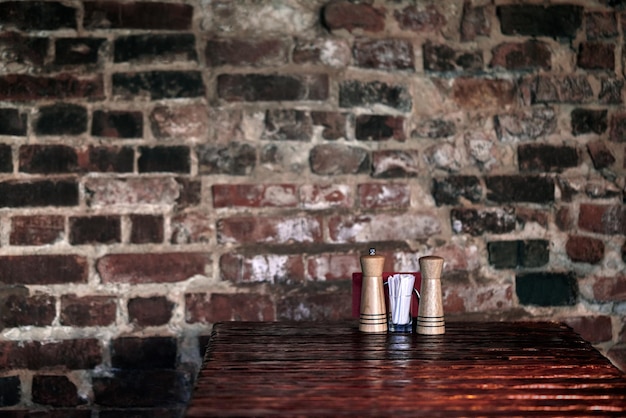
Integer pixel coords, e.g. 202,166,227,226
185,321,626,417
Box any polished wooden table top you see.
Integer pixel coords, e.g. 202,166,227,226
185,321,626,417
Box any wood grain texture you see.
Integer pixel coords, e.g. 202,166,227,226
416,256,445,335
185,321,626,417
359,253,387,333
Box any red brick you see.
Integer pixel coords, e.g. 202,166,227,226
84,1,192,30
578,204,626,235
563,316,613,343
111,337,176,369
0,180,79,208
220,253,305,284
323,1,385,33
394,4,445,32
114,34,196,64
60,295,116,327
311,111,348,139
460,3,490,41
566,235,605,264
1,293,55,327
353,39,414,71
92,110,143,139
577,42,615,70
217,215,322,244
10,215,64,245
185,293,275,323
0,339,101,369
300,184,352,209
113,71,204,100
84,177,181,207
127,296,174,326
451,77,516,109
305,253,360,281
176,178,202,208
444,280,514,314
206,38,288,66
170,211,213,244
149,105,208,141
423,41,483,72
130,214,164,244
609,111,626,142
76,145,134,173
580,275,626,302
0,74,104,101
32,375,84,407
328,213,441,243
555,206,574,231
70,215,120,245
309,144,369,175
491,40,551,71
212,184,298,208
355,115,405,141
276,281,351,320
0,255,87,285
97,252,209,284
358,183,409,209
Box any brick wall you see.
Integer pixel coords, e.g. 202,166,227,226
1,0,625,415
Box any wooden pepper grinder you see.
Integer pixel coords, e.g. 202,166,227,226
416,256,445,335
359,248,387,333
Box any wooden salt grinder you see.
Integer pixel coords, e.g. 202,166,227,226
359,248,387,333
416,256,445,335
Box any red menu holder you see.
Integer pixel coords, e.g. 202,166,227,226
352,272,421,319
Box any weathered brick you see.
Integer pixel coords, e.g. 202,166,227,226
170,211,212,244
310,144,369,176
115,34,197,64
516,207,550,228
0,108,27,136
0,144,12,172
77,145,134,173
138,146,190,173
98,252,209,284
0,180,78,208
128,297,174,326
523,75,593,104
339,80,411,112
577,42,615,70
460,2,490,41
494,107,556,142
185,293,275,323
1,293,55,327
563,316,613,344
0,255,87,285
518,144,580,173
486,175,554,203
311,112,347,140
197,142,256,175
444,280,514,314
490,40,551,71
579,275,626,302
32,375,83,407
93,370,191,407
353,38,414,71
451,207,516,236
587,140,616,169
356,115,405,141
262,110,312,141
451,77,516,109
150,105,208,141
488,240,549,269
113,71,204,100
35,104,87,136
358,183,409,209
206,38,287,67
328,213,441,243
300,184,352,209
0,339,101,369
213,184,298,208
516,272,578,306
305,253,360,281
599,78,623,104
0,1,77,30
586,12,618,40
19,145,77,174
0,375,20,407
0,74,104,101
609,112,626,142
556,206,574,231
220,253,304,284
432,176,482,206
2,408,90,418
70,216,120,245
55,38,105,66
578,204,626,235
292,38,351,67
130,214,164,244
412,118,456,139
394,4,445,33
497,5,582,39
84,1,192,30
423,42,483,72
218,215,322,244
217,74,328,102
608,345,626,372
10,215,64,246
60,295,116,327
176,178,201,208
92,110,143,138
566,235,604,264
0,32,48,70
260,143,309,174
322,1,385,33
372,149,420,178
277,281,352,320
424,143,462,172
571,108,607,136
112,336,176,370
84,177,180,207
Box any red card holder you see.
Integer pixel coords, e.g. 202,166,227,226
352,272,422,319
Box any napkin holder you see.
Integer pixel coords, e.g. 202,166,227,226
352,272,421,319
